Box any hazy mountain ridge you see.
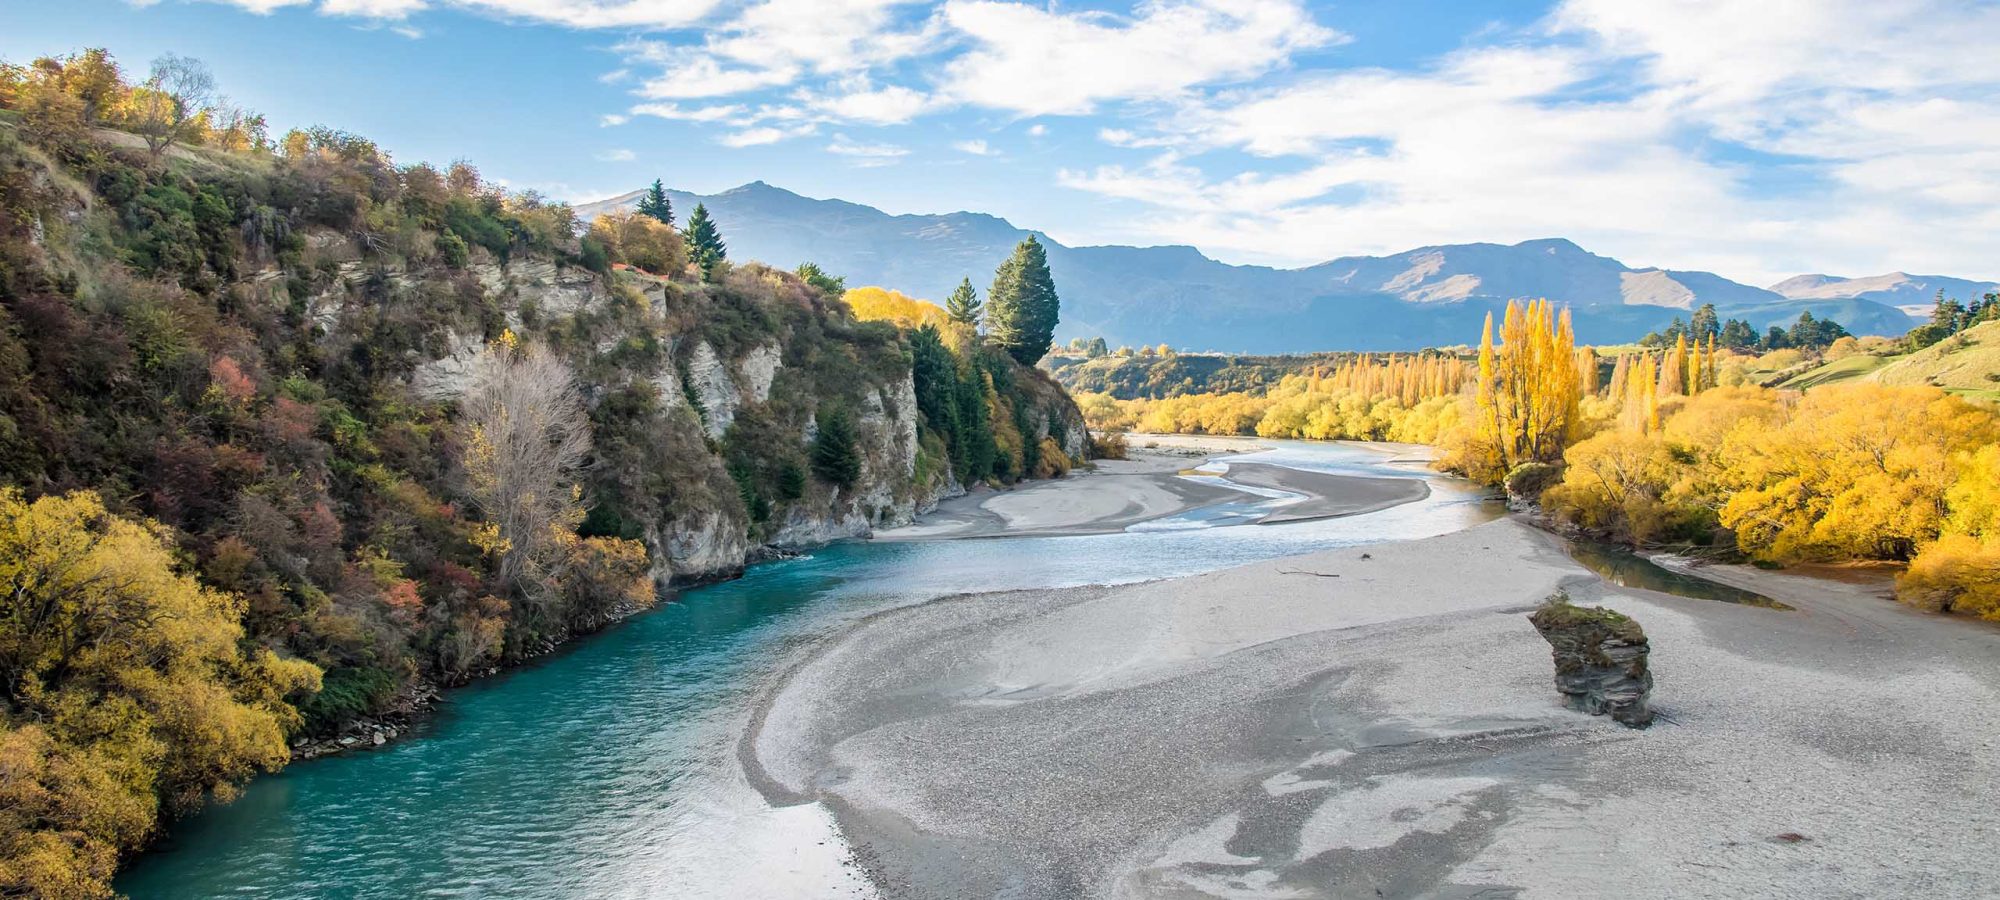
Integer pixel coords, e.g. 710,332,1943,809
1769,272,2000,315
578,183,1985,351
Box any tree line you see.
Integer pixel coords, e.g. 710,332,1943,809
1079,298,2000,624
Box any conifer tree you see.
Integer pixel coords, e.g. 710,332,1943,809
946,277,982,328
682,203,726,279
986,235,1059,365
810,408,861,488
636,179,674,227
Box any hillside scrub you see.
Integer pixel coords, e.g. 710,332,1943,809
0,47,1089,894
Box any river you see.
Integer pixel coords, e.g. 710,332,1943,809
117,442,1500,898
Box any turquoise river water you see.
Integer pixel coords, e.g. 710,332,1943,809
119,443,1504,898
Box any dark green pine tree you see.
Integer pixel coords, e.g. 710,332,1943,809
945,277,982,328
810,408,862,488
683,203,726,279
985,235,1059,365
636,179,674,226
1689,303,1720,341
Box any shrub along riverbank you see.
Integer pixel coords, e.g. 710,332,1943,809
1082,302,2000,622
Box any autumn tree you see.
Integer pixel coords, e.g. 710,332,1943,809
1457,299,1584,482
127,53,215,160
636,179,673,226
1715,385,1999,561
843,286,951,330
460,333,592,606
986,235,1059,366
0,489,319,899
587,211,686,276
1900,444,2000,619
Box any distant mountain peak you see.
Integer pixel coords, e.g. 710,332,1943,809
1770,271,1996,303
568,180,1944,350
1517,237,1587,254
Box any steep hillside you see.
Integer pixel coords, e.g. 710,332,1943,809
0,104,1084,890
580,183,1925,351
1866,320,2000,396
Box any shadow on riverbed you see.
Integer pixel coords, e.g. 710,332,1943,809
1563,540,1792,609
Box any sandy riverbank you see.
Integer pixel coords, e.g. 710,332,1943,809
749,517,2000,898
876,445,1430,540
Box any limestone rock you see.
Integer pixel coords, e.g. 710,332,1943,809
684,341,738,440
737,341,782,404
1528,595,1654,727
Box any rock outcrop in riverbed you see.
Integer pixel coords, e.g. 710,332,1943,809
1528,593,1654,727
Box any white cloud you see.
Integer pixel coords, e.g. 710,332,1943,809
318,0,425,16
1052,1,2000,283
158,0,2000,282
626,46,800,99
626,101,746,123
720,123,816,147
826,134,909,166
594,148,637,162
799,82,933,125
622,0,933,106
599,113,630,126
194,0,719,27
939,0,1341,115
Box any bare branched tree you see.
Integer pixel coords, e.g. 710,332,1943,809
130,53,216,161
459,334,591,605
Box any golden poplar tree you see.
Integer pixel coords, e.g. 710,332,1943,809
1465,299,1584,481
1607,352,1631,401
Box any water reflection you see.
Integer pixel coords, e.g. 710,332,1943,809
1564,539,1791,609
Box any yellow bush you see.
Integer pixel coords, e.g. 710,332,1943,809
1541,430,1692,542
1899,534,2000,619
1032,437,1072,479
843,286,951,330
587,211,687,276
0,489,320,899
1715,385,1999,561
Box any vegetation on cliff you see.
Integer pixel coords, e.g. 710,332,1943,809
0,47,1085,897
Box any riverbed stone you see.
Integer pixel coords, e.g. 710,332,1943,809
1528,593,1654,727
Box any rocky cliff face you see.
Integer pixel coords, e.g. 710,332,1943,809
341,255,1023,586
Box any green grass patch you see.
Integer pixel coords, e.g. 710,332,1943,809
1777,353,1893,390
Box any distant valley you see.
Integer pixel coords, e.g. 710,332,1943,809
580,183,1996,352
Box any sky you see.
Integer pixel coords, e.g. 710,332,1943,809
7,0,1999,286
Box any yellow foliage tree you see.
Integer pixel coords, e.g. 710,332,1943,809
1715,385,2000,561
1899,444,2000,619
1458,300,1583,482
842,286,952,331
587,211,688,276
0,489,319,899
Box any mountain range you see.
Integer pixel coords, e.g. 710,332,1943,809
577,183,1997,352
